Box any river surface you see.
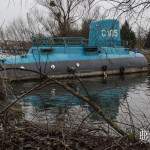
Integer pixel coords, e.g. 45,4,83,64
11,73,150,127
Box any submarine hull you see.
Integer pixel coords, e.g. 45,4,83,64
1,56,148,81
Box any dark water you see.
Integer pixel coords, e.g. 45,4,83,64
12,73,150,126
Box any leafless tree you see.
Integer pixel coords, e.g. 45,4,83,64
108,0,150,21
36,0,97,36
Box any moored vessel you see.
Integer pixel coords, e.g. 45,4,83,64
0,19,148,81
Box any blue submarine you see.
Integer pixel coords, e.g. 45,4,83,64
0,19,148,81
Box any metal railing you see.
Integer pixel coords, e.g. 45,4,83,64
32,36,88,46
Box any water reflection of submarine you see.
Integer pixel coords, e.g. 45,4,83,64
51,88,56,96
67,83,80,93
50,83,80,97
86,87,128,119
22,85,128,120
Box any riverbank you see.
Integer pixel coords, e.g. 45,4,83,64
0,118,149,150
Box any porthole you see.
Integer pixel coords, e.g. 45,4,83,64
76,62,80,68
20,66,25,69
51,64,56,70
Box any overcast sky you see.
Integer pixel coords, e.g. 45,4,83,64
0,0,36,24
0,0,131,24
0,0,149,31
0,0,120,24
